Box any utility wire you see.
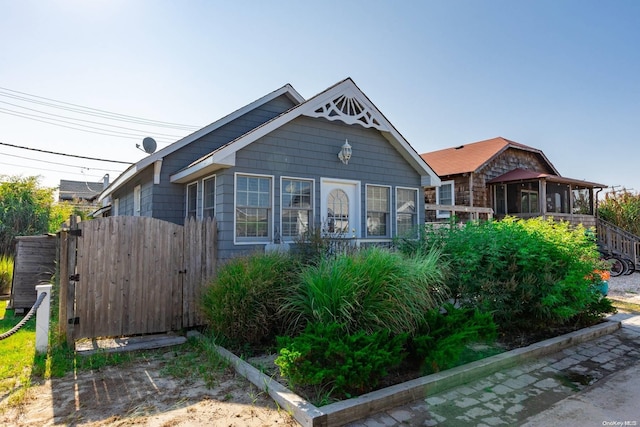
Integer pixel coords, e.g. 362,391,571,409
0,161,104,179
0,150,124,172
0,107,176,143
0,86,201,130
0,141,133,164
0,100,185,139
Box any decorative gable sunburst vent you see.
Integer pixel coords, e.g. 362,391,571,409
307,94,387,131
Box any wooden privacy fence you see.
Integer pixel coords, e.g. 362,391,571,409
59,216,217,345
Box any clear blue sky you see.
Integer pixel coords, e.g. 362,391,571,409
1,0,638,193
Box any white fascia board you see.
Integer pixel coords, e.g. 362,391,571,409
170,152,235,184
168,78,440,188
98,165,137,201
99,84,304,200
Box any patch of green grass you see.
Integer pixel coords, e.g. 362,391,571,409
0,301,39,407
610,298,640,315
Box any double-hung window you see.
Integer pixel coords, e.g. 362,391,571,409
281,178,312,239
186,182,198,219
366,185,390,237
396,187,418,237
436,180,454,219
203,176,216,219
235,174,272,241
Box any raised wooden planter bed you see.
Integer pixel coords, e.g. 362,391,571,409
214,320,621,427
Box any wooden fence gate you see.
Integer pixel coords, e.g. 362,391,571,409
59,216,217,344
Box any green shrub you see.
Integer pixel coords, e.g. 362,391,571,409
0,255,13,295
0,176,54,256
398,217,613,332
275,322,407,398
281,247,449,335
410,303,497,374
200,251,298,349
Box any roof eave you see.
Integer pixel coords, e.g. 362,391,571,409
99,84,305,200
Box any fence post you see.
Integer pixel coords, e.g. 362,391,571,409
65,216,80,347
35,284,52,354
58,230,68,340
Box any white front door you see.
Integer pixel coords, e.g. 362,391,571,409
320,178,360,238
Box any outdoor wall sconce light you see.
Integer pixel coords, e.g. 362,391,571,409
338,139,352,164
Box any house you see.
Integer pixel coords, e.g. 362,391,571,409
58,179,105,203
421,137,606,227
98,78,440,262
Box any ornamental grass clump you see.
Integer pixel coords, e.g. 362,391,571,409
281,246,449,336
200,251,298,349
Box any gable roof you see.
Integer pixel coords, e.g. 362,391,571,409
169,78,440,187
420,136,559,177
99,84,305,201
59,180,104,201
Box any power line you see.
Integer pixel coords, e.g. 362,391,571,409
0,86,201,131
0,107,177,143
0,161,104,179
0,150,124,172
0,141,133,164
0,100,185,139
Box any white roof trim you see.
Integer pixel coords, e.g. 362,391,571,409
99,84,304,201
173,78,441,187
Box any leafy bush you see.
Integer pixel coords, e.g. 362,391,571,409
281,247,449,335
275,322,407,398
410,303,497,374
398,217,613,332
0,176,54,255
0,255,13,295
200,251,298,349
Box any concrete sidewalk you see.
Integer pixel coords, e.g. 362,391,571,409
346,314,640,426
523,314,640,427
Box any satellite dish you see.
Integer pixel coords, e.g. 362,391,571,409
136,137,157,154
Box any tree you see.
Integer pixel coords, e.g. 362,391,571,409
0,175,55,255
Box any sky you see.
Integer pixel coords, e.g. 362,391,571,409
1,0,639,195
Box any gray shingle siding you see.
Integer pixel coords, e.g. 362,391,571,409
214,116,423,262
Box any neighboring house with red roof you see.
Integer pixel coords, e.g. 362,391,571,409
421,137,606,226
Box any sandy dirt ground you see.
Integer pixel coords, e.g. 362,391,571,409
1,274,638,427
0,355,297,427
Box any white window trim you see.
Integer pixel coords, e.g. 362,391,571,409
185,181,198,220
395,186,419,238
280,176,315,242
133,185,141,217
113,198,119,216
436,180,455,219
201,174,217,219
365,184,391,238
234,172,274,245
